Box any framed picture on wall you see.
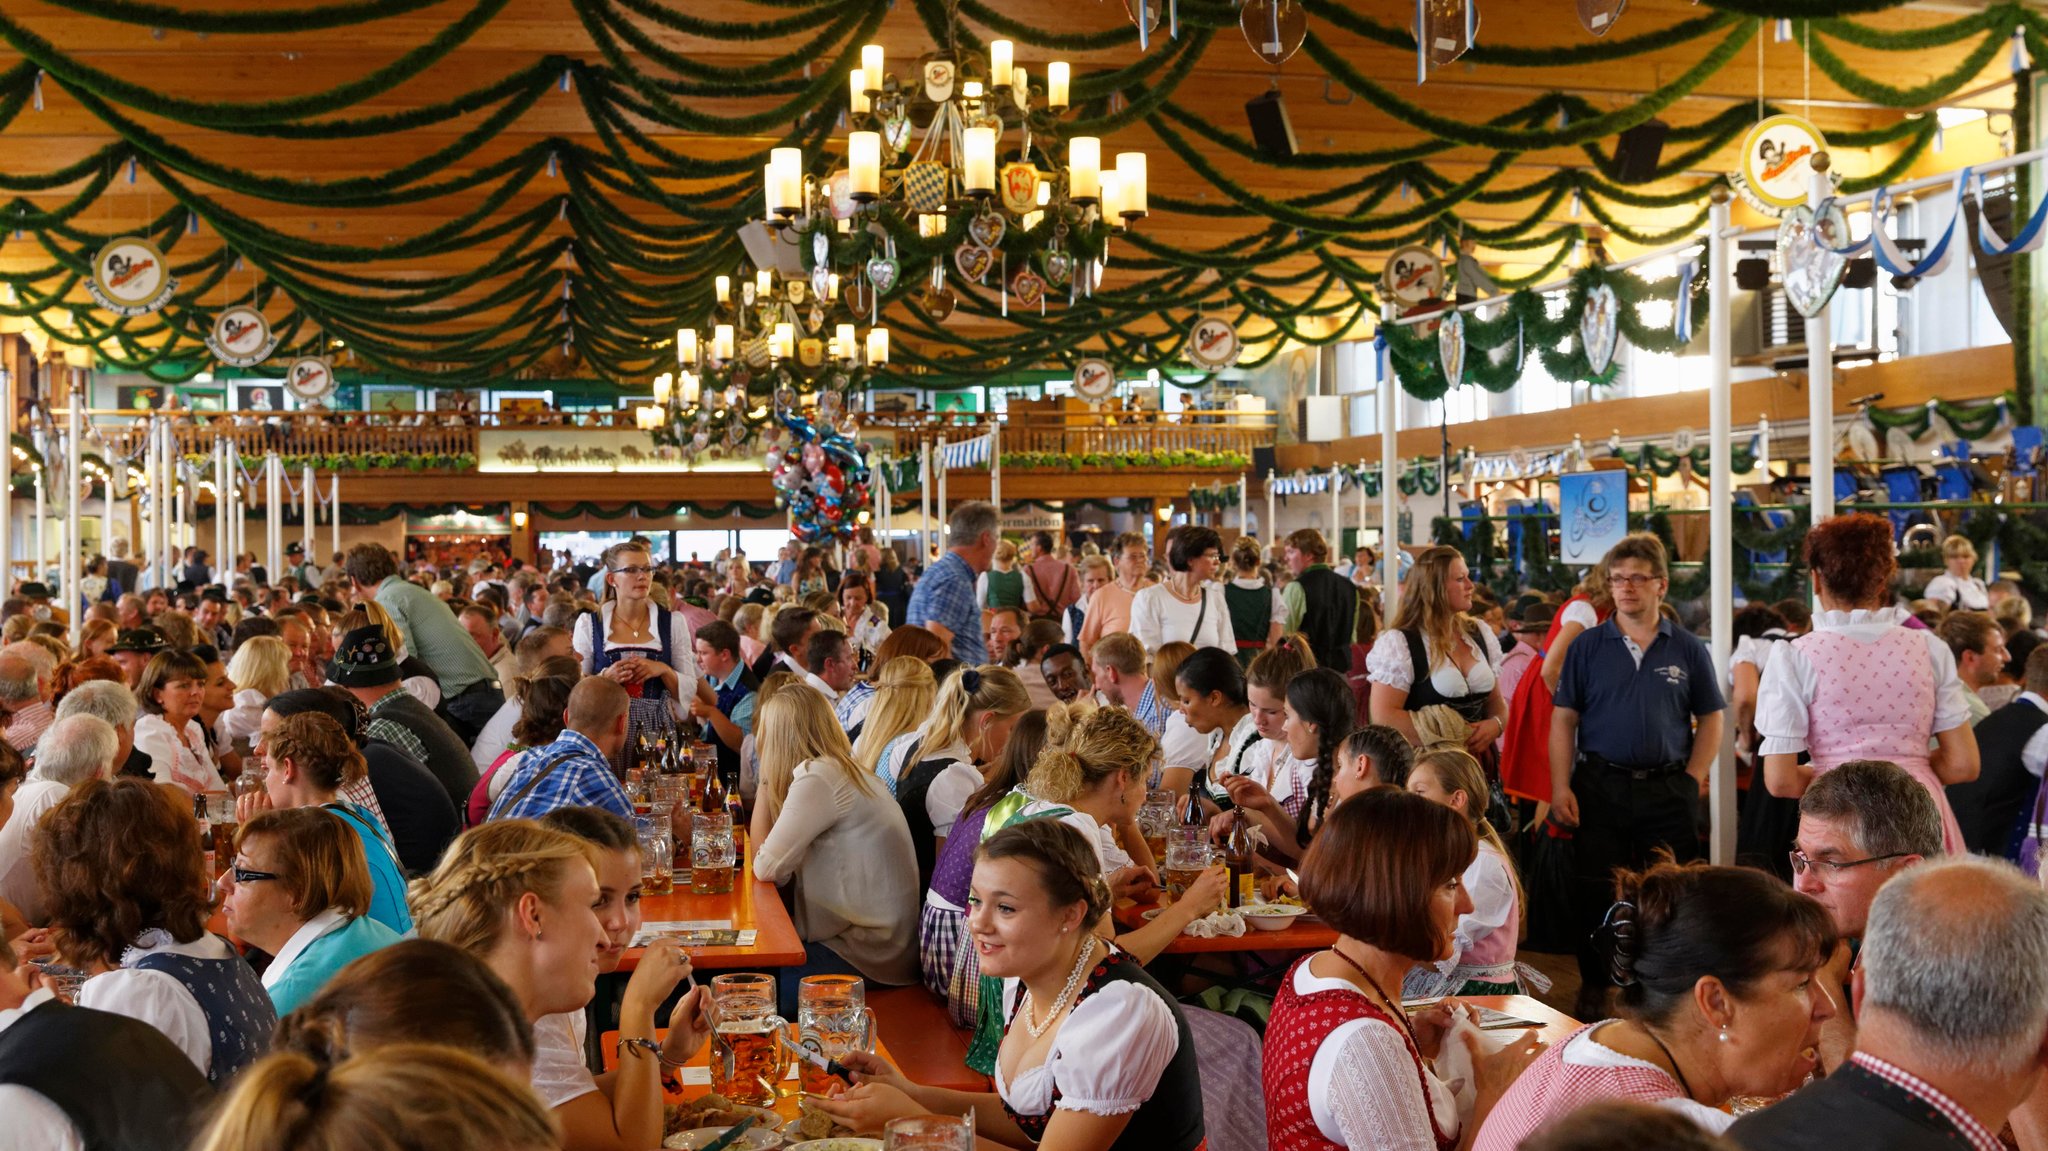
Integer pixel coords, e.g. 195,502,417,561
117,384,167,411
231,382,285,414
867,388,920,416
362,385,418,413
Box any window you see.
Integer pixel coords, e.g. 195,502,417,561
1334,339,1379,436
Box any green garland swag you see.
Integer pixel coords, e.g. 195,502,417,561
1615,441,1760,477
1863,392,2015,441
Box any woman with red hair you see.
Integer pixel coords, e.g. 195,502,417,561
1754,513,1977,852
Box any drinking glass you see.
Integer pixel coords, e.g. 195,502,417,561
709,973,791,1106
1137,789,1175,863
1163,827,1212,905
33,962,88,1004
637,815,674,895
691,812,736,894
205,791,238,857
796,974,873,1096
883,1115,974,1151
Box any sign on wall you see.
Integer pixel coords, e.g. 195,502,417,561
1557,471,1628,567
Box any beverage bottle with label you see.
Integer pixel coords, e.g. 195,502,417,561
726,785,746,874
1224,814,1256,909
1182,785,1205,832
192,793,216,881
702,767,727,815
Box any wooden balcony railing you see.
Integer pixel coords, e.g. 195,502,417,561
78,406,1274,469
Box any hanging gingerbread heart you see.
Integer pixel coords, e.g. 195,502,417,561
1042,250,1074,287
812,231,830,267
968,213,1007,249
1010,266,1047,309
955,243,994,282
921,286,958,320
1414,0,1476,67
1240,0,1307,65
810,264,830,299
843,278,873,315
1776,201,1850,320
1576,0,1626,36
1438,310,1466,386
1580,283,1621,376
865,256,900,296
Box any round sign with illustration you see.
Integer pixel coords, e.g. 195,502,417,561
1380,246,1446,307
88,237,177,316
285,356,334,402
1073,358,1116,401
1737,114,1828,216
205,306,277,368
1187,316,1240,371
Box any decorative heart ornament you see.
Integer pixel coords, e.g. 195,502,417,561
1576,0,1626,35
1437,310,1466,386
1776,200,1850,319
968,213,1007,249
954,243,994,282
865,256,899,296
812,231,830,267
843,278,873,315
1580,283,1621,376
921,286,958,320
1010,267,1047,309
1042,251,1074,287
1240,0,1307,65
810,264,830,299
1414,0,1476,68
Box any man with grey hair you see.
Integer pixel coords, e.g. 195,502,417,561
54,678,144,779
0,651,52,755
907,500,999,663
1729,856,2048,1151
0,715,119,923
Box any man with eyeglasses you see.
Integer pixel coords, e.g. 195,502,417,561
1550,532,1725,1018
1792,758,1943,1072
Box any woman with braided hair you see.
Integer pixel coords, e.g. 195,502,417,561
1290,668,1361,849
1473,862,1837,1149
411,819,706,1151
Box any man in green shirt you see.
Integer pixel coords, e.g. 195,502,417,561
1278,528,1357,674
343,542,504,743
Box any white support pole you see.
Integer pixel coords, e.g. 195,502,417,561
1265,469,1276,552
302,463,316,572
101,457,116,579
1806,160,1836,523
1355,458,1368,547
1707,191,1737,866
330,475,340,559
989,423,1001,515
919,441,932,562
229,444,244,577
1328,465,1342,550
31,469,44,590
1379,305,1402,620
1237,473,1249,539
1757,415,1772,482
0,366,10,591
265,453,282,581
213,441,227,579
159,420,173,586
64,369,81,646
172,454,186,560
936,437,949,551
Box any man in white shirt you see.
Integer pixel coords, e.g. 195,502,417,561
800,630,857,705
0,717,119,924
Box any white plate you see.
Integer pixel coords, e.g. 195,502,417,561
786,1141,883,1151
665,1126,784,1150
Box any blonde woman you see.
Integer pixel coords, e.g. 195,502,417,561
1923,533,1990,610
852,656,937,774
1405,748,1536,999
752,686,920,1016
412,820,699,1151
192,1045,560,1151
219,634,291,753
978,538,1024,611
886,666,1033,885
733,601,768,669
1366,544,1507,755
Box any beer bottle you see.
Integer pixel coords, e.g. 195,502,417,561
1182,784,1205,831
726,785,746,874
702,767,727,815
193,793,216,880
1224,814,1255,909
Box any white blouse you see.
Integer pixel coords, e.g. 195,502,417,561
1557,599,1600,632
1295,961,1460,1149
753,758,920,987
572,601,701,719
133,714,224,795
1441,839,1517,972
1158,712,1215,776
997,962,1180,1118
530,1010,600,1107
214,688,268,754
847,605,892,657
1013,798,1133,876
1754,607,1970,757
1556,1026,1736,1134
1366,625,1504,699
911,738,982,839
1922,572,1990,611
76,929,238,1077
1130,582,1233,654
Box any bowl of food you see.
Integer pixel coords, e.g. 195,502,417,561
1240,903,1310,932
664,1125,785,1150
1141,907,1163,922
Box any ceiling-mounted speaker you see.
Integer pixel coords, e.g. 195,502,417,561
1245,89,1297,159
1611,118,1670,184
1843,257,1878,290
1734,257,1771,291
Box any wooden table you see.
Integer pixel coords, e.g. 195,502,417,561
1112,899,1340,955
619,876,807,972
1458,994,1582,1047
599,1024,897,1119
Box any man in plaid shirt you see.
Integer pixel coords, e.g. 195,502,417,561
907,501,998,665
488,677,635,821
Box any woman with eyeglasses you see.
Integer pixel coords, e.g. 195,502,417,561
1367,546,1509,759
573,540,698,760
1754,513,1978,853
219,806,403,1015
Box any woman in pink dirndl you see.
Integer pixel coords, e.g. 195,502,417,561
1754,515,1979,853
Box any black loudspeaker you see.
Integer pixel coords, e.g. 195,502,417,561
1245,90,1297,159
1612,119,1670,184
1252,446,1277,478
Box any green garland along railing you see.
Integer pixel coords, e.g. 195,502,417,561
0,0,2034,391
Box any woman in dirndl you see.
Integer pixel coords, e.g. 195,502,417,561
573,540,698,765
1367,547,1510,811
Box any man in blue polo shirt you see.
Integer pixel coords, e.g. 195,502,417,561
907,500,997,665
1550,531,1725,1018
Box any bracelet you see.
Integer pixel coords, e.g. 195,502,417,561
618,1036,662,1063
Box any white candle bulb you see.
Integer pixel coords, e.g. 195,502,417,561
1047,62,1070,109
1068,136,1100,202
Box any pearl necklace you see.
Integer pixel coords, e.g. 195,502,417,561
1019,937,1099,1039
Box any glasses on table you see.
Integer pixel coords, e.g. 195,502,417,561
1787,850,1908,876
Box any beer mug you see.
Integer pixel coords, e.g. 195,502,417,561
884,1114,974,1151
636,814,674,896
1162,827,1212,905
709,973,791,1106
692,812,736,894
1137,789,1175,862
796,975,873,1096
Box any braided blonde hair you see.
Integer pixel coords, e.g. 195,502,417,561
409,821,598,957
1024,705,1157,804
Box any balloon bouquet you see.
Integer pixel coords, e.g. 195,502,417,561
767,408,873,543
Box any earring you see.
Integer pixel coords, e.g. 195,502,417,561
1718,1028,1729,1043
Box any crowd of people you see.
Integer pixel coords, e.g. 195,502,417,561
4,503,2048,1151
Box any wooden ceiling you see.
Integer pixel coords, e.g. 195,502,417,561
0,0,2022,385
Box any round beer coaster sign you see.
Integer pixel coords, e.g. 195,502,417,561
206,306,278,368
285,356,334,402
88,236,178,316
1073,358,1116,401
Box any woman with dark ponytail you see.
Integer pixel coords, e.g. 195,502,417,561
1474,862,1836,1149
1288,668,1359,848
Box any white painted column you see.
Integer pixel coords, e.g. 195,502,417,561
1806,158,1835,522
1757,415,1772,482
1237,473,1248,538
330,475,341,558
989,424,1001,515
1356,458,1368,545
101,461,116,577
172,454,186,560
265,453,282,580
1379,305,1402,620
213,441,227,576
1265,469,1276,550
919,441,932,561
0,367,11,588
1707,192,1737,866
31,461,45,589
63,369,81,645
302,463,316,569
1328,465,1342,549
935,436,949,551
